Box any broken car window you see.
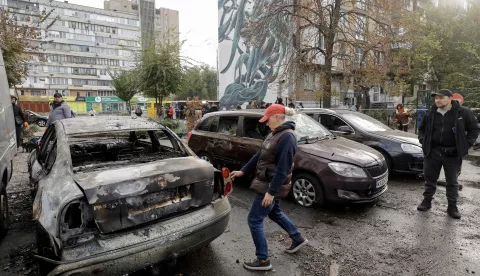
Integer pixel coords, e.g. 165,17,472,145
69,130,186,173
217,117,238,136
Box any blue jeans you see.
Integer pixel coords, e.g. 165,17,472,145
248,193,302,260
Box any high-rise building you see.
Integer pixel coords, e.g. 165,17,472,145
104,0,179,47
1,0,179,113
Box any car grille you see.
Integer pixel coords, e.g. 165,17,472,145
366,164,386,178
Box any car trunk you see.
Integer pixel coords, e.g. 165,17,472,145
73,157,214,233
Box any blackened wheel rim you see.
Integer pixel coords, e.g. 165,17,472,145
0,188,8,234
293,178,316,207
37,120,46,127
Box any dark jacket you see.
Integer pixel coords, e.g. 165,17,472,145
241,121,297,198
47,101,72,126
12,103,26,127
418,100,480,158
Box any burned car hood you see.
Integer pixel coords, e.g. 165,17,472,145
299,137,383,167
369,130,421,146
73,156,214,205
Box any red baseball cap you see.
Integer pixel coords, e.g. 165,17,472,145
259,104,286,123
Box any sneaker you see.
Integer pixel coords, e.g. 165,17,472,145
417,198,432,211
243,258,272,271
285,237,308,254
447,204,461,219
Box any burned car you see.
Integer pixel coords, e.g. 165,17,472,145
27,117,231,276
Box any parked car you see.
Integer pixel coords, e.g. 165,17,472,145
0,50,17,239
299,108,423,175
188,110,389,207
27,116,231,275
26,110,48,127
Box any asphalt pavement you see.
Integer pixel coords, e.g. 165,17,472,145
1,152,479,276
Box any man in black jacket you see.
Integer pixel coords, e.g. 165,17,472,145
417,89,480,219
11,96,28,149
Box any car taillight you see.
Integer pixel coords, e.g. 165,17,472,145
222,167,233,197
187,131,192,141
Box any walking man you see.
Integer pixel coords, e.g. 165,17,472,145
47,93,72,126
230,104,308,271
417,89,480,219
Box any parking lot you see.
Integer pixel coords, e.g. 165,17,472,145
1,152,479,276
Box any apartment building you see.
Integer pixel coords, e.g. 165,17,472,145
2,0,178,113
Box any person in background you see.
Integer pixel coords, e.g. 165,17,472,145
417,89,480,219
210,104,219,112
474,113,480,150
394,104,410,132
236,104,242,110
11,95,28,149
288,99,295,108
349,104,360,112
47,93,72,126
276,97,285,106
247,100,255,109
230,104,308,271
134,106,143,117
298,102,304,108
260,101,267,109
186,96,203,132
169,104,175,119
89,108,96,116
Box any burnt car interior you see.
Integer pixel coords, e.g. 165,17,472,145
70,129,186,173
243,118,270,140
217,117,238,136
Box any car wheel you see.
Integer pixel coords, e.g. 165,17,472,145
198,152,217,168
36,224,57,276
0,182,9,237
379,151,393,174
291,173,324,208
36,119,47,127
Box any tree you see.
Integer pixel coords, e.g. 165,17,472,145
0,7,56,88
109,70,138,112
175,65,217,100
137,31,184,117
227,0,406,108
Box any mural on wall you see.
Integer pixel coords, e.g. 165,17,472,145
218,0,290,109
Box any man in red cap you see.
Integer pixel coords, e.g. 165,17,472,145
230,104,308,271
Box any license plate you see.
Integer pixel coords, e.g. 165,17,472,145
376,175,388,188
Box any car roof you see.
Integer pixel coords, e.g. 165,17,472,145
203,109,266,118
298,108,357,115
58,116,163,135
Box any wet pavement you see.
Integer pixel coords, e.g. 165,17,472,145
1,152,479,276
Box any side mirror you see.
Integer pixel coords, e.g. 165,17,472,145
337,126,354,133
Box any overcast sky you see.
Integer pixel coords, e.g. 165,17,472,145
62,0,218,68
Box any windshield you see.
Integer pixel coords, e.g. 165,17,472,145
341,113,391,131
286,113,331,140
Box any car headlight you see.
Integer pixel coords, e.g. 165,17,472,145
328,162,367,178
401,144,422,154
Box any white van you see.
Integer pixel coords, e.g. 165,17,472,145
0,49,18,238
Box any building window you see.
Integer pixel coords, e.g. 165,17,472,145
374,51,385,65
87,92,92,97
76,92,80,97
355,47,364,64
31,91,41,96
356,0,367,10
356,15,366,41
304,73,315,90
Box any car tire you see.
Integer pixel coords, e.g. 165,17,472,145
197,152,217,168
36,224,57,276
36,119,47,127
291,173,324,208
0,182,9,237
379,150,393,174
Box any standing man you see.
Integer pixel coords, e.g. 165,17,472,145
417,89,480,219
47,93,72,126
11,96,28,149
185,96,203,132
230,104,308,271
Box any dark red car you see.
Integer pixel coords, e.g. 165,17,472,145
188,110,389,207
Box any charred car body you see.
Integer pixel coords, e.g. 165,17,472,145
28,117,230,275
188,111,389,207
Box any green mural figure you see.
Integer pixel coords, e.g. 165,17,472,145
218,0,290,109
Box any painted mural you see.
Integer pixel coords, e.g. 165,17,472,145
218,0,290,109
